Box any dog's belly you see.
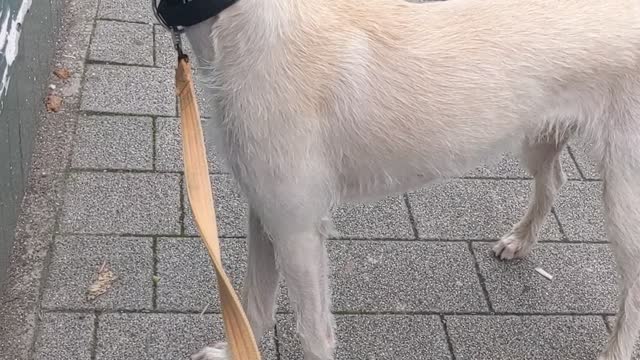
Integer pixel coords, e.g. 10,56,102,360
340,172,436,204
337,137,516,204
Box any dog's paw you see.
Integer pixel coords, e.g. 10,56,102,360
191,343,228,360
493,233,534,260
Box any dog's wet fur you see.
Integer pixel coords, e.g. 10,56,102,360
184,0,640,358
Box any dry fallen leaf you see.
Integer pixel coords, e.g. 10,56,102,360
45,94,62,112
86,261,117,301
53,67,71,80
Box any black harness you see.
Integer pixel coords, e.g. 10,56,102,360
154,0,238,29
153,0,238,56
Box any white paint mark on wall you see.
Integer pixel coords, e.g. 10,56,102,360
0,12,11,48
0,0,33,110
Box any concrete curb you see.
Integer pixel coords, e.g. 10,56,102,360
0,0,98,358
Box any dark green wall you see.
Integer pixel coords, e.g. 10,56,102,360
0,0,61,284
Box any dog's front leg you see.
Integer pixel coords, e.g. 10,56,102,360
273,224,336,360
241,208,281,339
191,208,280,360
193,176,336,360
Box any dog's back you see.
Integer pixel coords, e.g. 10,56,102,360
202,0,640,200
313,0,640,193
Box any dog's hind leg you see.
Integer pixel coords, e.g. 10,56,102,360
493,133,569,259
598,127,640,360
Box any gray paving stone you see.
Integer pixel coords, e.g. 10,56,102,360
277,314,452,360
465,153,529,178
42,236,153,310
408,179,562,240
60,172,181,234
81,64,175,116
155,25,175,68
156,236,289,313
155,117,227,173
71,115,153,170
446,315,609,360
89,20,153,65
155,25,195,68
184,174,247,237
33,312,95,360
323,241,487,312
156,237,247,312
332,196,414,239
554,180,606,242
569,142,601,179
96,313,277,360
473,242,619,313
157,239,487,314
465,150,580,180
97,0,156,23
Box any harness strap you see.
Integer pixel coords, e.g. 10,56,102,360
156,0,238,28
176,55,261,360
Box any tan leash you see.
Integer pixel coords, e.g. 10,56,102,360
176,54,262,360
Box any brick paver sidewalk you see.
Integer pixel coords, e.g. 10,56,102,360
0,0,631,359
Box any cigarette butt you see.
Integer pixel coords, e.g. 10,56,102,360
535,267,553,281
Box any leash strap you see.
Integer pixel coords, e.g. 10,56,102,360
176,54,261,360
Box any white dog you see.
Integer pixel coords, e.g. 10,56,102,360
183,0,640,358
